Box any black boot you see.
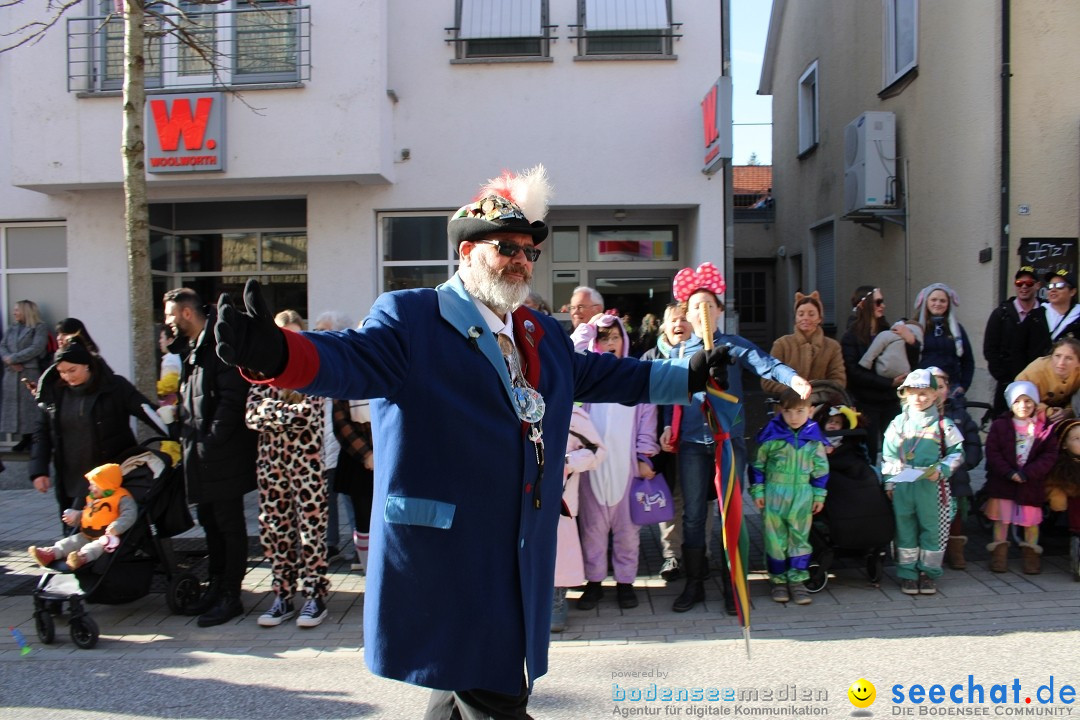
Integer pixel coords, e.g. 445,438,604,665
197,591,243,627
186,576,223,617
672,546,707,613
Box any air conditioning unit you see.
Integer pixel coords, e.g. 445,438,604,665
843,111,896,214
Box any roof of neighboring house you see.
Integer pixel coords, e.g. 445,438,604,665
733,165,772,195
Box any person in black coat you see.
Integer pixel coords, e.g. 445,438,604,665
29,339,166,528
983,266,1042,415
164,288,257,628
840,286,920,460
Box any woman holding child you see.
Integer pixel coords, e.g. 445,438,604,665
761,291,845,397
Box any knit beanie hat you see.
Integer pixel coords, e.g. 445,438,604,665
54,338,93,366
86,463,123,492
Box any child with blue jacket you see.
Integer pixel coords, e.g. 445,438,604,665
750,390,829,605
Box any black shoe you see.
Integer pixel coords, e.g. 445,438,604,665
11,435,31,453
616,583,638,609
326,545,340,561
576,581,603,611
186,577,223,617
672,581,704,613
722,589,738,616
197,594,243,627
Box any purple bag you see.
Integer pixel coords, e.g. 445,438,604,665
629,473,675,525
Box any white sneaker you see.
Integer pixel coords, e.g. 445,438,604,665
296,597,328,628
257,595,295,627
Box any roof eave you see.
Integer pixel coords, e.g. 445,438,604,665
757,0,787,96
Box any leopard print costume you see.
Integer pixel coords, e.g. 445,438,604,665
245,384,330,601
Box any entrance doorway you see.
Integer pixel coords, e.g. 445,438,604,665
588,270,677,351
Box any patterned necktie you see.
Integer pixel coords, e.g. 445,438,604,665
497,332,517,380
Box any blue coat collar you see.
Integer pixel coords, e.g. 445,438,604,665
436,274,516,407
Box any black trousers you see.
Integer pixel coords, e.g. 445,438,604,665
196,495,248,594
423,677,531,720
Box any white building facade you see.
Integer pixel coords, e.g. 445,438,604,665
0,0,732,378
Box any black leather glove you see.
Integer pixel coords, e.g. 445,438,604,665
688,347,732,394
215,279,288,377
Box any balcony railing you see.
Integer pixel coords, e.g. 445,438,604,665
66,4,311,93
445,25,558,60
568,23,681,57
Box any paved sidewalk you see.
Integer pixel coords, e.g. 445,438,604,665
2,465,1079,662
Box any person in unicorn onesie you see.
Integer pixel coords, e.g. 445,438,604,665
573,313,660,612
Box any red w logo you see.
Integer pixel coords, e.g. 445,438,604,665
701,86,719,149
150,97,213,152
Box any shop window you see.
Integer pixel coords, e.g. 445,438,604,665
450,0,551,60
379,214,455,292
575,0,678,57
797,61,819,156
883,0,918,89
586,226,677,262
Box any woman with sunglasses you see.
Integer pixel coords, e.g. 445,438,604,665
983,267,1042,415
841,286,919,460
1024,270,1080,362
913,283,974,399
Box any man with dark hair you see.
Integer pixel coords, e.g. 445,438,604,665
212,167,732,719
984,266,1042,415
163,287,257,628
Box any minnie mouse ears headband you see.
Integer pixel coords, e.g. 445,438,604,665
672,262,726,303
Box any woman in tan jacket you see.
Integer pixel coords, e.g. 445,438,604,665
1016,336,1080,422
762,291,846,396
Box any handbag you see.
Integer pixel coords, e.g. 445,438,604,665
628,472,675,525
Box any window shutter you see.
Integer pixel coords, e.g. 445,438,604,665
585,0,669,31
460,0,542,39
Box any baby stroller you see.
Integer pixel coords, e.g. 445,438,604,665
31,440,201,649
804,381,895,592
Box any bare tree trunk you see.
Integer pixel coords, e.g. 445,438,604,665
122,0,156,401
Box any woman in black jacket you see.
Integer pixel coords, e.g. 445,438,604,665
29,340,166,525
840,286,921,460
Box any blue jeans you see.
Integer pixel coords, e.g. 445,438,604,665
678,437,746,550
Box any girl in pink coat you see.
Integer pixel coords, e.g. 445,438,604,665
574,314,659,611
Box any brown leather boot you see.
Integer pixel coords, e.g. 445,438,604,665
1020,544,1042,575
988,541,1009,573
946,536,967,570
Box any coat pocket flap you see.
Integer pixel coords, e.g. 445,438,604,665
384,495,456,530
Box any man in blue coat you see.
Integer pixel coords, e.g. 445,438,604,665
213,167,730,719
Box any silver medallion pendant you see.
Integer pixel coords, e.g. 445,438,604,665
512,385,546,424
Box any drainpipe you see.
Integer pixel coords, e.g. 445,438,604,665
721,0,735,333
998,0,1011,304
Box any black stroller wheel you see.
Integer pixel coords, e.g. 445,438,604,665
805,562,828,593
35,610,56,645
166,572,203,615
70,615,99,649
867,551,885,585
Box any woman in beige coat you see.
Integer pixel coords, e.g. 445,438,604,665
762,291,846,396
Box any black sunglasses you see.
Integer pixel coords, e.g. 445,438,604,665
475,239,541,262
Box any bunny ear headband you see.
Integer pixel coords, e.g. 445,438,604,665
672,262,726,303
913,282,964,357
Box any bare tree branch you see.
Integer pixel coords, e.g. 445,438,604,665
0,0,83,53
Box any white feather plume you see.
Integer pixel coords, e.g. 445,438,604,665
478,164,553,222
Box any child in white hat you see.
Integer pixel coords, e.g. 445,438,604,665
983,381,1059,574
881,369,965,595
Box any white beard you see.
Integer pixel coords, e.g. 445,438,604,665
463,252,531,316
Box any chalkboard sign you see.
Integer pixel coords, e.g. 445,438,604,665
1018,237,1078,300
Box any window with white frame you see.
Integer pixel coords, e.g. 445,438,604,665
797,61,819,156
576,0,677,56
883,0,918,88
452,0,550,59
379,214,455,292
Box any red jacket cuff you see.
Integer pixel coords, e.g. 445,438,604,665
240,330,319,389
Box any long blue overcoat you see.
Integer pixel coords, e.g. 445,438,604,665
271,275,689,695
